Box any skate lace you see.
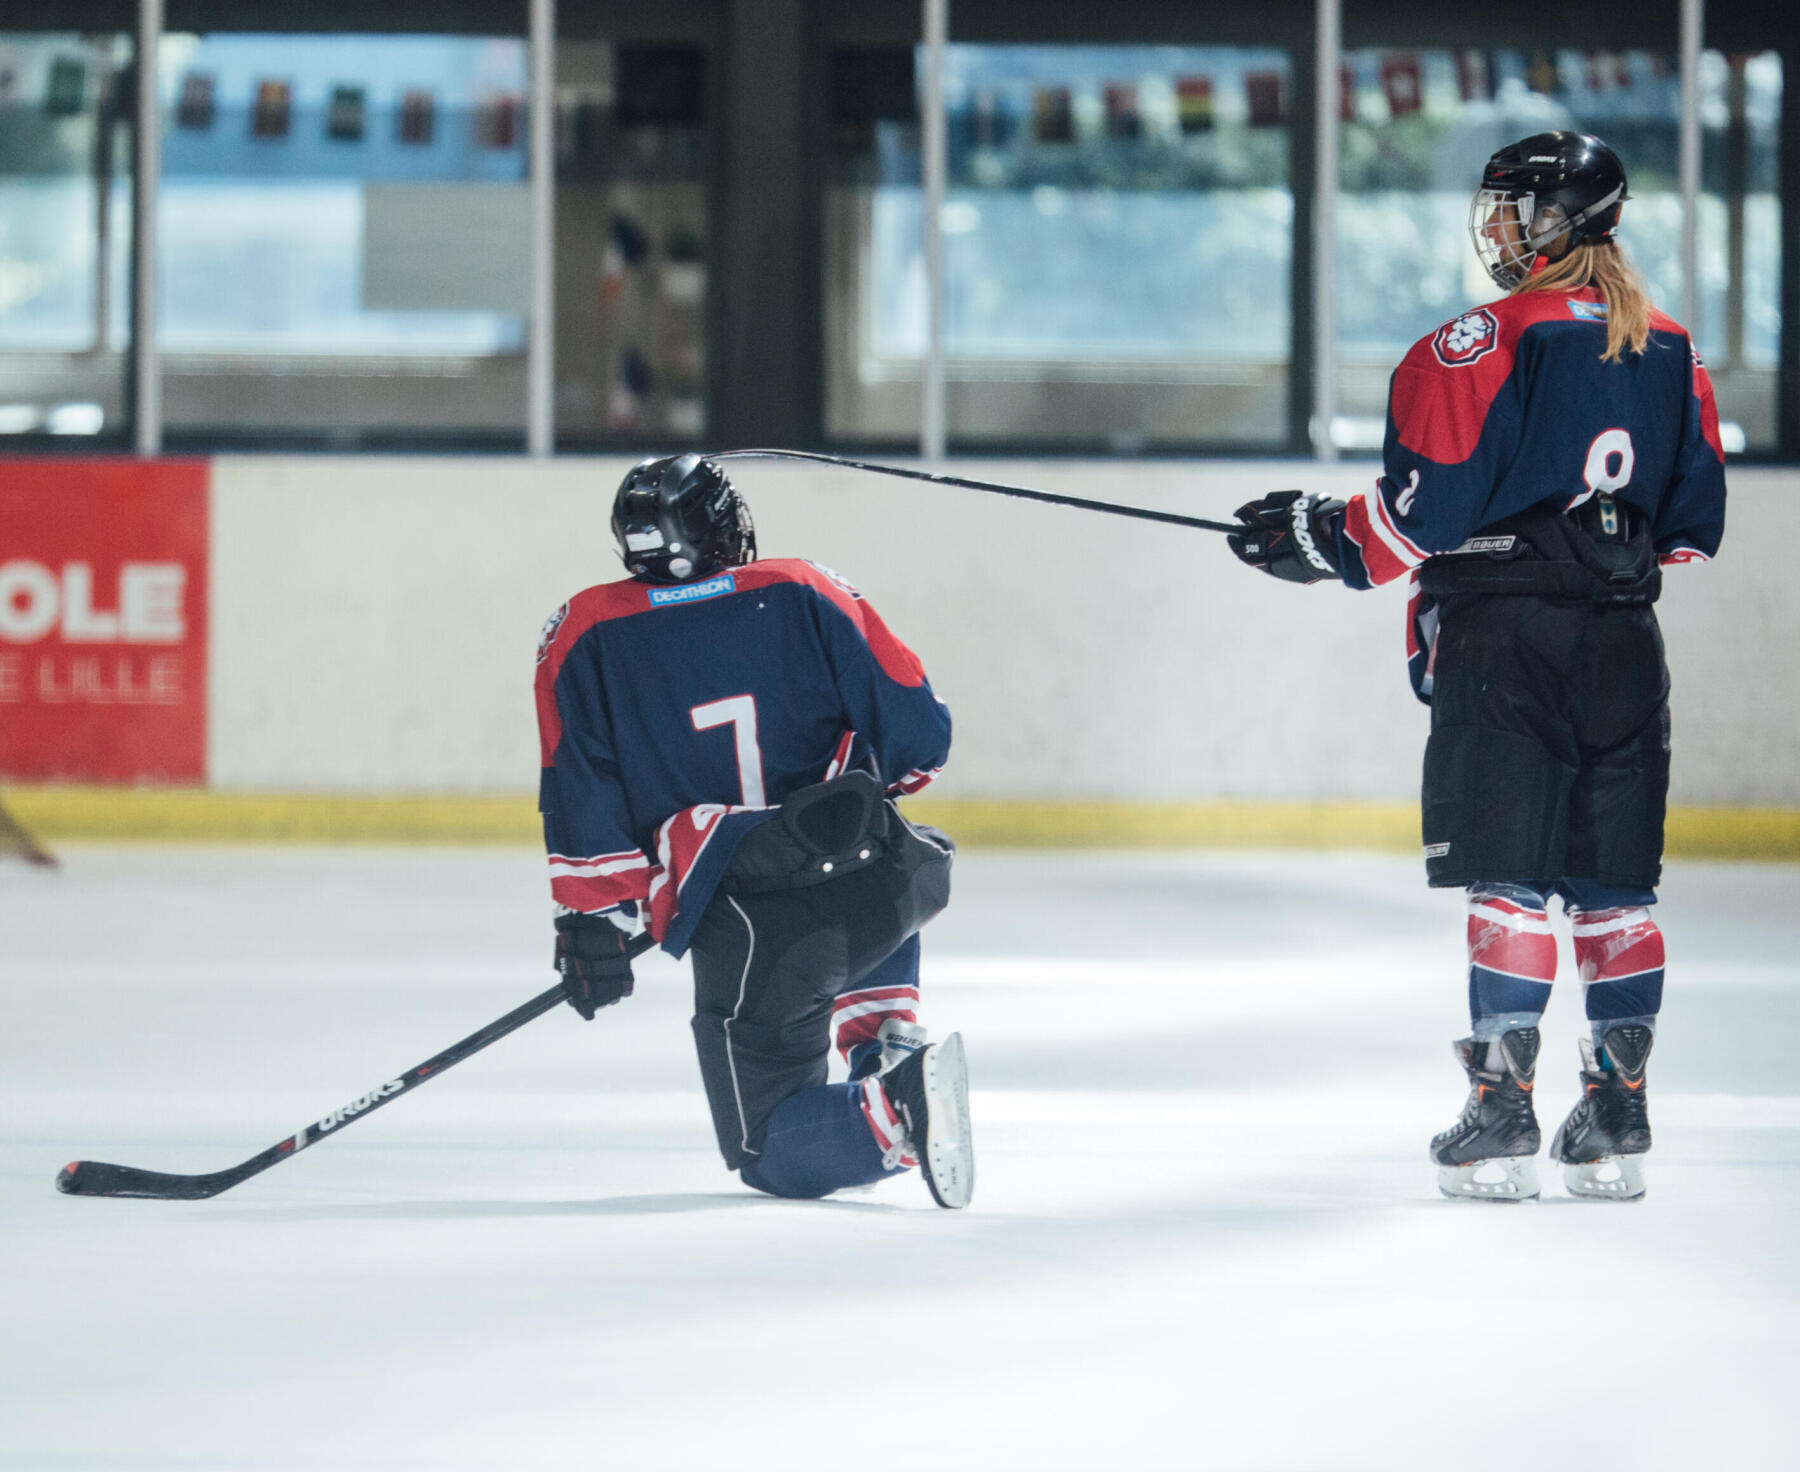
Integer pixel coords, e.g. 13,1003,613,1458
1461,1075,1535,1132
1600,1074,1650,1137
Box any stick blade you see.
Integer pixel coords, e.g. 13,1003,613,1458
57,1159,230,1200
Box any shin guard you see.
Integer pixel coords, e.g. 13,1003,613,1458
1466,885,1557,1032
1571,907,1664,1039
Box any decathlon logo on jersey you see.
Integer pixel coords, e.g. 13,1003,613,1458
1567,299,1609,322
1432,309,1499,367
649,573,736,607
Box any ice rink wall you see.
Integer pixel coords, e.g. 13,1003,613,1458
4,455,1798,853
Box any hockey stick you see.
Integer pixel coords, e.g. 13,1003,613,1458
0,794,58,868
705,448,1242,535
56,931,659,1201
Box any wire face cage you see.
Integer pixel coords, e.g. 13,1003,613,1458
1469,186,1542,290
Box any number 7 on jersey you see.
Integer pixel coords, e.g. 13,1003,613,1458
691,695,766,807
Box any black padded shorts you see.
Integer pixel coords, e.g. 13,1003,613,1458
1421,596,1670,891
686,790,953,1171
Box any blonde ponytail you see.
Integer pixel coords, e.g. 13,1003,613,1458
1514,241,1654,362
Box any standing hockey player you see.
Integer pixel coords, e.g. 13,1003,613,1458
534,453,972,1207
1228,132,1725,1201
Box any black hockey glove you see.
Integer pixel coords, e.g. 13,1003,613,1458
553,913,636,1019
1228,490,1346,584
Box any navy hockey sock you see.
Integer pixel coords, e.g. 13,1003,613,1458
1571,905,1664,1049
737,1082,902,1200
1466,884,1556,1036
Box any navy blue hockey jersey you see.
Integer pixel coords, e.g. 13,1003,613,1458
534,558,951,955
1326,284,1727,699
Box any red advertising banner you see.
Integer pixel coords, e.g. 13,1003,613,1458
0,459,209,784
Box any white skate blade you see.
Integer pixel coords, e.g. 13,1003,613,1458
1560,1154,1646,1201
919,1033,973,1209
1436,1156,1540,1202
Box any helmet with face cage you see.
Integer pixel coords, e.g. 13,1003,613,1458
1470,131,1629,290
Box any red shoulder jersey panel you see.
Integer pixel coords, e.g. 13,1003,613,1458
533,578,652,768
748,559,930,688
1390,290,1594,466
1646,307,1726,464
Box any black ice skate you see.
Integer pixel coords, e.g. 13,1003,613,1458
1550,1024,1653,1201
880,1032,973,1209
1431,1028,1541,1202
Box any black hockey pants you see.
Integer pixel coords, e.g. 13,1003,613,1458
686,778,953,1171
1421,594,1670,892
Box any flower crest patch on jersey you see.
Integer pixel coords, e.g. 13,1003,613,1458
805,560,865,600
1432,307,1504,367
1432,308,1500,367
536,602,569,664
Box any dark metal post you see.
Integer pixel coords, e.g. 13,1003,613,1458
711,0,819,448
131,0,162,456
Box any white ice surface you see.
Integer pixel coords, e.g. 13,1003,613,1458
2,847,1796,1470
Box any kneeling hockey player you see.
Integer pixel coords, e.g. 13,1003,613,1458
533,453,972,1207
1228,132,1726,1201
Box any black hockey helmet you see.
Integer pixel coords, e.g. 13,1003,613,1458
611,452,756,583
1469,131,1629,289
